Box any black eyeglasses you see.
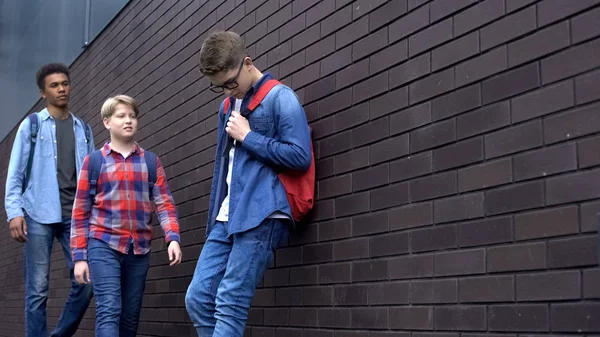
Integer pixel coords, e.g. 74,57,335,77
209,57,246,93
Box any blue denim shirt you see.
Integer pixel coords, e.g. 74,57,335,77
207,73,312,236
5,108,95,224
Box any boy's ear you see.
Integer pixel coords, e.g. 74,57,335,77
103,117,111,130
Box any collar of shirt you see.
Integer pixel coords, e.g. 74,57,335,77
39,108,84,127
103,142,141,157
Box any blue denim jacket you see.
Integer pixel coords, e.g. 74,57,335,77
5,109,95,224
207,73,312,236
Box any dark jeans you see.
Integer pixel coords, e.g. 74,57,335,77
24,215,93,337
87,238,150,337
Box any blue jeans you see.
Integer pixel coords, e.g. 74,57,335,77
87,238,150,337
24,215,93,337
185,219,289,337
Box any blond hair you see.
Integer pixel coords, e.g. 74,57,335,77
199,31,246,75
101,95,139,119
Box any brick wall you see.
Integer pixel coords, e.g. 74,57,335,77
1,0,599,336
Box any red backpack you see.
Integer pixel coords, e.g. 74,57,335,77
222,79,315,222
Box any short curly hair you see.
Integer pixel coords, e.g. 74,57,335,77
199,31,246,75
36,63,70,90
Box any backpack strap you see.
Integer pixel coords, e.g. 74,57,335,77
222,96,234,115
87,150,103,199
248,79,281,112
23,113,39,193
221,79,281,115
144,150,158,199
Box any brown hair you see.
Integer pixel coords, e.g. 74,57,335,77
199,31,246,75
101,95,140,119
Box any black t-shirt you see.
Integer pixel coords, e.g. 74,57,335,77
55,115,77,218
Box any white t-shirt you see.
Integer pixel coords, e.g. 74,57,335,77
216,99,288,222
